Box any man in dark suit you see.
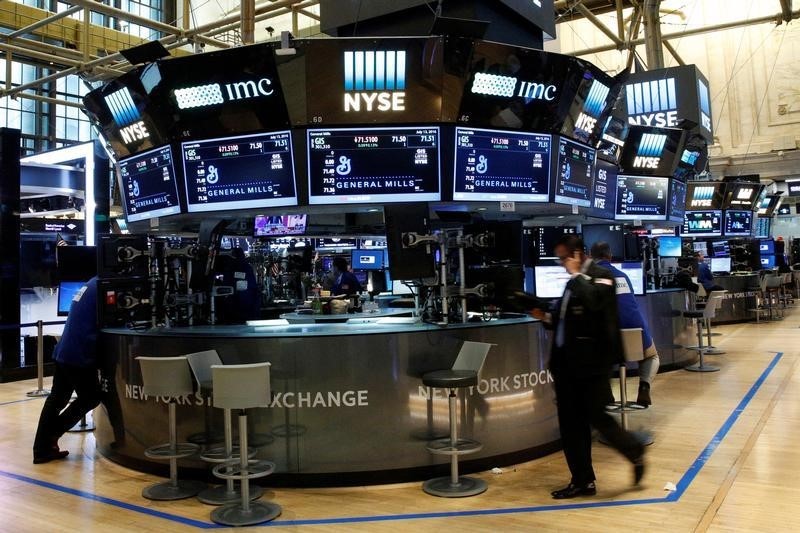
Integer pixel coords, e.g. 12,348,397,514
533,235,645,499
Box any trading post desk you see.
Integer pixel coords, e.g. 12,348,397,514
97,316,561,485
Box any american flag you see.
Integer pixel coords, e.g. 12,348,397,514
56,233,68,247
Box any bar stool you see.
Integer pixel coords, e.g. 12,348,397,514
136,356,207,500
684,295,721,372
701,291,726,355
185,350,263,505
210,362,281,526
605,328,653,446
765,274,784,319
421,341,494,498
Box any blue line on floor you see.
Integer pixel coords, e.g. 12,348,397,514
0,398,40,407
0,351,784,529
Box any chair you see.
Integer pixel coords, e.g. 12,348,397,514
210,363,281,526
136,356,207,500
684,293,723,372
765,274,784,320
701,291,726,355
605,329,653,446
185,350,263,506
421,341,494,497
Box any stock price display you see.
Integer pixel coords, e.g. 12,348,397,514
307,127,441,204
118,145,181,222
181,131,296,212
454,128,551,202
724,210,752,236
615,175,669,220
683,210,722,237
554,137,595,207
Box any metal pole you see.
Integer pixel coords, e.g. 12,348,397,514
440,239,448,325
239,412,250,512
26,320,50,397
458,230,467,323
574,3,624,48
241,0,255,44
643,0,665,69
169,402,178,488
224,408,235,494
619,365,628,431
449,389,458,486
662,40,686,65
6,5,84,39
615,0,625,40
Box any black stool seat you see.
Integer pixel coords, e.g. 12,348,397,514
683,310,704,319
422,369,478,388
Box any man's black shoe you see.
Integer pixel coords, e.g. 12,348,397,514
33,449,69,464
636,381,652,408
633,457,645,485
551,482,596,499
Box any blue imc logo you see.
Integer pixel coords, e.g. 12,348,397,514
343,50,407,112
105,87,140,127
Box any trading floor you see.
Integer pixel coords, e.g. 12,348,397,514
1,310,799,532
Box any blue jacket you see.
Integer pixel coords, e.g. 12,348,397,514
698,261,715,291
332,271,362,296
597,260,653,349
54,277,98,368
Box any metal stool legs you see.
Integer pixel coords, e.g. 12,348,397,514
142,402,206,500
422,388,486,497
686,319,719,373
603,366,654,446
197,408,263,505
703,319,725,355
211,411,281,526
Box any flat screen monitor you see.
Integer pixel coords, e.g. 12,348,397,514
57,280,87,316
687,182,724,210
760,255,776,268
683,210,722,237
658,236,682,258
723,183,763,210
711,240,730,257
610,261,645,295
316,238,358,249
392,279,413,295
693,241,709,254
533,265,571,298
582,224,624,260
182,130,297,212
754,217,771,238
254,214,306,237
758,196,782,217
777,205,792,216
453,127,551,202
523,226,579,265
787,179,800,197
553,137,595,207
759,239,775,255
117,145,181,222
724,210,753,236
668,178,687,222
307,127,440,204
615,175,669,220
710,257,731,274
589,159,617,219
619,126,685,177
351,249,384,271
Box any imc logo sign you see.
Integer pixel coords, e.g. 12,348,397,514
105,87,149,145
343,50,406,112
690,186,715,207
698,79,712,132
575,80,611,134
173,78,274,110
626,78,678,127
632,133,666,169
471,73,557,101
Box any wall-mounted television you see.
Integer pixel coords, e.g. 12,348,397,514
552,136,595,207
182,130,296,212
682,210,722,237
658,236,682,257
254,214,307,237
614,175,669,220
453,127,551,202
308,126,440,204
723,210,753,237
117,145,181,222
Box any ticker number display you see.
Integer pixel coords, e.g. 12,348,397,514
554,137,595,207
118,145,181,222
615,175,669,220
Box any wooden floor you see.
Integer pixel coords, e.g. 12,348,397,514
2,308,799,532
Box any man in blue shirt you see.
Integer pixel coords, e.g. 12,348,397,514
591,242,659,407
33,277,102,464
331,257,362,296
696,251,723,292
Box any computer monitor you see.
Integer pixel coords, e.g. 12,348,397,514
392,280,413,295
533,265,570,298
760,255,776,269
711,240,730,257
658,236,682,258
710,257,731,274
57,280,88,316
351,249,384,271
693,241,709,255
610,261,645,295
759,239,775,255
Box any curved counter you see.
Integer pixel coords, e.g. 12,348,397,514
634,288,697,370
97,317,560,485
711,274,761,324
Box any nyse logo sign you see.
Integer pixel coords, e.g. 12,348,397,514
105,87,150,145
691,186,715,207
698,79,712,132
626,78,678,127
575,80,611,134
632,133,666,169
343,50,406,112
173,78,274,110
736,188,754,200
471,72,557,101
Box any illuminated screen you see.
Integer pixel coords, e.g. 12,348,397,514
615,175,669,220
588,159,617,219
658,236,682,257
711,241,729,257
254,214,306,236
687,182,724,209
610,261,645,295
453,127,551,202
351,249,384,271
710,257,731,273
669,179,687,222
683,210,722,237
723,210,752,236
759,239,775,255
760,255,776,268
553,137,595,207
182,130,297,212
57,281,87,315
308,126,440,204
723,183,762,209
117,145,181,222
534,265,570,298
